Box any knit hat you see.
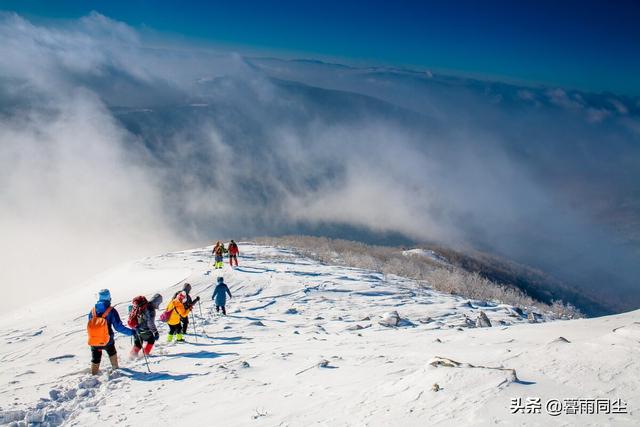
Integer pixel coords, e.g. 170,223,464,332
183,283,192,293
217,276,224,283
98,289,111,302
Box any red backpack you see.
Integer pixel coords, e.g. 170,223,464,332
127,296,148,328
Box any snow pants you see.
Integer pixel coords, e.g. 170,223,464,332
214,255,224,269
168,323,183,335
134,333,156,348
181,316,189,334
91,342,117,364
216,305,227,315
229,254,238,266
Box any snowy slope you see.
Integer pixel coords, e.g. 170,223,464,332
0,244,637,426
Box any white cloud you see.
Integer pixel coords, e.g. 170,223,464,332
1,12,639,311
586,107,611,123
546,88,584,109
609,98,628,115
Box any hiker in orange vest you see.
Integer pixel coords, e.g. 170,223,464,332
212,241,227,269
165,291,191,343
87,289,134,375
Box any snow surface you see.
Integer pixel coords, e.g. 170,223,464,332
0,243,638,426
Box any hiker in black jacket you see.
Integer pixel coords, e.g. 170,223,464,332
130,293,163,357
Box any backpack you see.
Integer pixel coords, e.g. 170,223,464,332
159,308,173,323
127,296,148,329
87,306,113,346
159,302,178,323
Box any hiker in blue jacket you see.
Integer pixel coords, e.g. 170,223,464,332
87,289,134,375
212,277,232,315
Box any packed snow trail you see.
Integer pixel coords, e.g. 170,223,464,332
0,244,637,426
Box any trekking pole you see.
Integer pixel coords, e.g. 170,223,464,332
136,332,151,373
190,311,199,343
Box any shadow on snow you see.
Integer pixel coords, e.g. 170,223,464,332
162,350,238,359
119,367,210,381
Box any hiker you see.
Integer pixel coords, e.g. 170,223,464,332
173,283,200,335
228,239,240,267
212,241,227,270
165,291,191,343
87,289,134,375
130,293,163,358
212,276,232,315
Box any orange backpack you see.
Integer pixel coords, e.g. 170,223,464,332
87,306,112,346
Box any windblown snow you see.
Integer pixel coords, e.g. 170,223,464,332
0,243,637,426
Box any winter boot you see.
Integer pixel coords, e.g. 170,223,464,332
143,343,154,355
109,354,119,370
176,333,184,342
91,363,100,375
167,334,174,342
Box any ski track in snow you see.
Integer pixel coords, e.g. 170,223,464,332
0,243,638,426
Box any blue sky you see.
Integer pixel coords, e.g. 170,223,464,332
3,0,640,95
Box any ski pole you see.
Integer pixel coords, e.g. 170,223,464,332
136,332,151,373
198,300,203,318
190,311,198,343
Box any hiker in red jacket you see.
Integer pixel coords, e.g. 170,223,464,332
228,239,240,267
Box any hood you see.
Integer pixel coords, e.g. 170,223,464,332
150,293,163,308
94,300,111,314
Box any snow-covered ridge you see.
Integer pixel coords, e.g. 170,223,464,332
0,244,637,425
402,248,450,265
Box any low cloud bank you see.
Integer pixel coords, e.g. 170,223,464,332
1,13,638,312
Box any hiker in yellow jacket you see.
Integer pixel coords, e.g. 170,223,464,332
166,292,190,343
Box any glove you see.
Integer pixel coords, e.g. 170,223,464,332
194,296,201,303
154,331,160,340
